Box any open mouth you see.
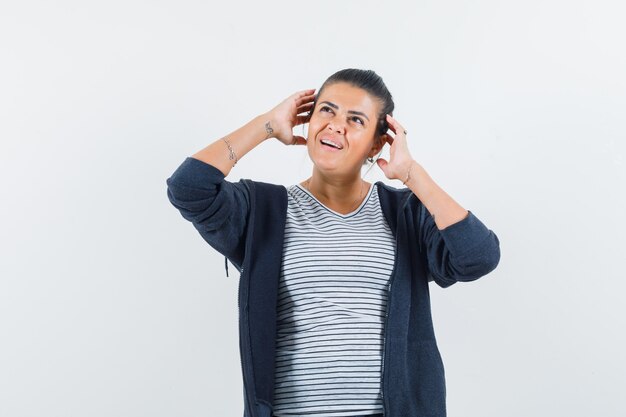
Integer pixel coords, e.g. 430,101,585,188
320,138,343,150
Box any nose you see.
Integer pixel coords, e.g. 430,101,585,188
327,120,345,134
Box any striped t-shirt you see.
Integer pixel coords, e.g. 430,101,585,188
272,182,396,417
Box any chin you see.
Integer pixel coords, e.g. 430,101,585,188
311,159,341,173
307,143,347,174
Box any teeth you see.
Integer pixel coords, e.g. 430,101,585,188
321,139,342,149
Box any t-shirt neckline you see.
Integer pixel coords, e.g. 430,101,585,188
294,182,375,218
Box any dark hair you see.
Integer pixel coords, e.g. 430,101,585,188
310,68,394,137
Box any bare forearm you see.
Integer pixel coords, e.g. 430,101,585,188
404,161,469,230
191,113,274,177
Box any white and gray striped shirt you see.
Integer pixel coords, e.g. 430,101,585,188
272,183,396,417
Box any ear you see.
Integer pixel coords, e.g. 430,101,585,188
369,134,385,158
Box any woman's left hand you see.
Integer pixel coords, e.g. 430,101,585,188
376,114,416,182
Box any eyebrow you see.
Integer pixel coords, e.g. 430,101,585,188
319,101,370,121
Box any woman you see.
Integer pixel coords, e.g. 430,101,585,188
166,69,501,417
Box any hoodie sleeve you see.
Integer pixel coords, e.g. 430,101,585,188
166,157,249,271
420,205,501,288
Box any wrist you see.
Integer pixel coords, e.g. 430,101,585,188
401,160,417,186
259,112,276,141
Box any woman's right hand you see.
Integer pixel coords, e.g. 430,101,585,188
265,89,316,146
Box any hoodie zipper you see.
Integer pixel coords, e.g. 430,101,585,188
237,266,253,416
380,236,398,409
238,180,256,417
380,192,411,413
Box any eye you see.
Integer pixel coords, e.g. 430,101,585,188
351,116,364,125
320,105,333,113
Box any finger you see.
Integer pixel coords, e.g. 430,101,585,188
295,114,311,125
376,158,389,176
381,133,394,145
295,97,315,109
295,90,315,106
385,114,397,134
295,88,316,97
297,102,314,114
385,114,406,136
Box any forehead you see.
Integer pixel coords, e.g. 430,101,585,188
317,82,380,115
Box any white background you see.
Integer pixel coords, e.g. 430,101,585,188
1,1,625,416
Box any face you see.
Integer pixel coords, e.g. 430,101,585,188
306,82,383,176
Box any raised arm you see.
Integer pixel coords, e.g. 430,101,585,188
376,114,500,288
166,89,317,271
191,89,317,176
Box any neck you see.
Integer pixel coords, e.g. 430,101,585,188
302,168,370,213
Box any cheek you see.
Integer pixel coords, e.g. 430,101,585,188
357,135,378,153
307,119,322,138
308,113,321,125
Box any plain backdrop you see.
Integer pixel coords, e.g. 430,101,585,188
1,1,625,416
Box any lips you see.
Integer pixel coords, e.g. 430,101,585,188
319,136,344,150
